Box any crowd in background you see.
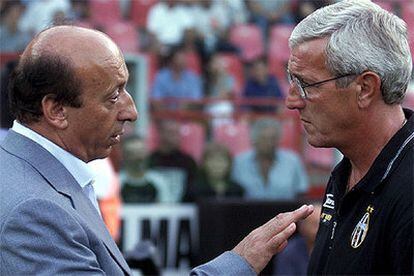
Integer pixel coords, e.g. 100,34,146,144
1,0,413,274
2,0,414,202
2,0,414,204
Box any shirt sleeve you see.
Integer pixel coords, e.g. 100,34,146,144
190,251,256,276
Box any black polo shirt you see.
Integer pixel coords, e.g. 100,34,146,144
308,109,414,275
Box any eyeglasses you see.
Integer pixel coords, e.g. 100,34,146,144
287,70,355,99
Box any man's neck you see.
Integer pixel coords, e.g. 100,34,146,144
343,106,406,190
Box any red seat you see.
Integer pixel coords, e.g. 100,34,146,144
215,54,244,97
268,24,295,79
179,122,205,162
229,24,264,62
185,51,201,75
89,0,122,27
213,120,251,156
373,1,393,12
0,52,20,67
402,1,414,31
105,21,139,53
146,121,205,162
130,0,158,28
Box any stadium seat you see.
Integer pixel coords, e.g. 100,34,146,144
179,122,205,162
372,1,393,12
213,120,251,156
0,52,20,67
229,24,264,62
146,121,205,162
268,24,295,80
105,21,140,53
89,0,122,27
130,0,158,28
215,54,244,97
185,51,201,75
402,1,414,30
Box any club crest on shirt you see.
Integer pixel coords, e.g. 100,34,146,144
350,205,374,248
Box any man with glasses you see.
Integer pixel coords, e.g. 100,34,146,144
286,0,413,274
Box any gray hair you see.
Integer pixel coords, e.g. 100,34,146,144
250,118,283,143
289,0,412,104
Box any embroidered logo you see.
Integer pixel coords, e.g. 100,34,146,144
323,194,335,209
350,205,374,248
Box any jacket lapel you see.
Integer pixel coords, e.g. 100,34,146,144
1,131,131,275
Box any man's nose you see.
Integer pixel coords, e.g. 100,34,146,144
119,91,138,122
285,85,306,110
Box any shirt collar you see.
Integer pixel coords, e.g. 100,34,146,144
11,120,94,188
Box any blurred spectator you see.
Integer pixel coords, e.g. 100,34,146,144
214,27,241,55
148,120,198,202
0,1,31,52
68,0,89,21
88,158,122,242
193,142,244,201
120,135,169,203
232,118,309,200
191,0,231,53
147,0,195,48
274,203,322,275
243,57,284,113
246,0,294,40
293,0,332,24
151,47,203,110
19,0,71,35
205,53,235,127
222,0,248,26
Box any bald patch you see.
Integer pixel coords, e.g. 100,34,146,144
22,26,122,71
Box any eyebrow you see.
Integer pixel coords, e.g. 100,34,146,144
288,69,312,85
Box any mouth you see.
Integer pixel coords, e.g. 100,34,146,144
301,118,311,124
109,130,124,145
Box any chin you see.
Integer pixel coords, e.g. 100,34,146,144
89,148,112,162
306,135,331,148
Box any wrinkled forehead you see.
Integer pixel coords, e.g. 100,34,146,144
288,38,329,74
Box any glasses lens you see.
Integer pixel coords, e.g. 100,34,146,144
287,72,307,99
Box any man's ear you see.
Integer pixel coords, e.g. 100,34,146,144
41,95,68,129
355,71,382,109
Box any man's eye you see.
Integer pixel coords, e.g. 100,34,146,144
297,77,310,86
110,91,120,102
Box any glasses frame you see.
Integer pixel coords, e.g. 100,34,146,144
287,71,355,99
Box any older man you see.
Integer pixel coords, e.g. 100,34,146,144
0,26,313,275
286,0,413,274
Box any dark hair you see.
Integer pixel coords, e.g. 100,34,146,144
9,54,83,124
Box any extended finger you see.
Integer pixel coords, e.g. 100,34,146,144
261,204,314,239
